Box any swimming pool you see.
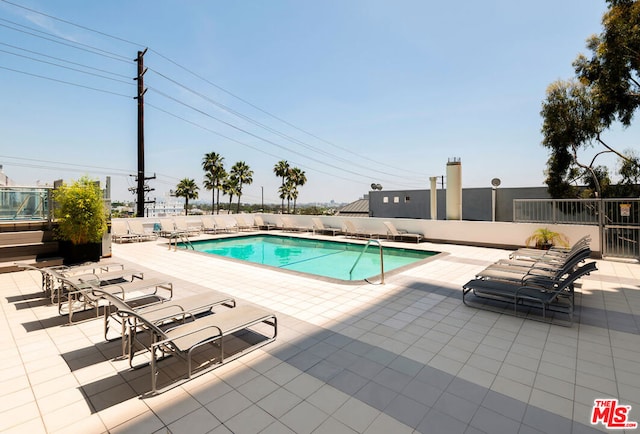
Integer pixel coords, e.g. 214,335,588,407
183,235,439,281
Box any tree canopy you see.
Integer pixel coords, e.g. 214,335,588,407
541,0,640,198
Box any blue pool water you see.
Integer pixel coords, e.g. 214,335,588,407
184,235,438,281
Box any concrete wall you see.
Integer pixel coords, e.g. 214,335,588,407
369,187,550,221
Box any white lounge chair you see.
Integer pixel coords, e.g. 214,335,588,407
383,221,422,243
123,303,277,394
112,220,140,243
312,218,341,236
254,215,276,231
127,220,158,241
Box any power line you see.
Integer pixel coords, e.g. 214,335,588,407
0,18,131,63
0,0,144,47
0,41,132,79
0,47,134,85
1,0,426,178
0,65,132,97
148,66,423,180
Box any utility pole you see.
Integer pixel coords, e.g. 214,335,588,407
135,48,148,217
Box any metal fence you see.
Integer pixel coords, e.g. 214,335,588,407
0,187,51,221
514,198,640,259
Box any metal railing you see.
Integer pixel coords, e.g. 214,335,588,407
0,187,51,221
349,239,385,284
513,199,600,225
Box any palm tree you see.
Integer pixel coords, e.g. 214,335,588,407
273,160,290,213
229,161,253,214
175,178,199,216
202,152,225,214
289,167,307,213
222,177,238,213
278,182,294,213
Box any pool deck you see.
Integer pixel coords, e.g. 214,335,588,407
1,232,639,433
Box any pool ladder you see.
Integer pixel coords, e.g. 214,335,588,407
349,239,385,284
169,232,194,251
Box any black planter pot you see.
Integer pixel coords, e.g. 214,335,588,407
59,241,102,265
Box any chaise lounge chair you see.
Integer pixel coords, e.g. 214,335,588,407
383,221,422,243
112,220,140,243
462,261,597,325
100,290,236,357
509,235,591,261
254,215,276,231
236,215,258,231
127,220,159,242
124,303,277,394
280,216,311,232
343,220,381,239
476,245,591,284
312,218,341,236
200,215,218,234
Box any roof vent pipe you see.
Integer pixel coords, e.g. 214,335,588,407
446,158,462,220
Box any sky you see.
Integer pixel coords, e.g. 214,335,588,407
1,0,638,206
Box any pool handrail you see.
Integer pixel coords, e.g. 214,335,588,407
349,239,385,284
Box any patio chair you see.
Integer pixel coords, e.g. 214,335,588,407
200,215,218,234
174,218,201,236
18,262,125,304
343,220,380,239
312,218,341,236
124,303,277,394
477,246,591,284
214,216,239,233
254,215,276,231
509,235,591,261
236,215,258,231
127,220,158,241
157,218,180,237
383,221,422,243
278,216,309,232
100,290,236,357
112,220,140,243
462,261,597,325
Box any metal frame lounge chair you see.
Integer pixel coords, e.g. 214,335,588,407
112,220,140,243
463,261,597,326
476,246,591,284
200,215,218,234
214,216,239,233
254,215,276,231
100,290,236,358
235,215,258,231
508,235,591,261
280,216,311,232
383,221,422,243
123,303,277,394
312,218,341,236
343,220,381,239
156,218,181,237
127,220,158,241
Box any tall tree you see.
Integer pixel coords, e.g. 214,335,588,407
541,0,640,198
222,177,238,213
175,178,199,215
229,161,253,213
202,152,226,214
273,160,290,213
289,167,307,213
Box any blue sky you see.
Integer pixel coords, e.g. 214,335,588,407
0,0,638,205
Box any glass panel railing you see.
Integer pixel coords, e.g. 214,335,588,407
0,187,50,221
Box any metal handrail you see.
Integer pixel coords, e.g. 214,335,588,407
349,239,385,284
169,232,194,251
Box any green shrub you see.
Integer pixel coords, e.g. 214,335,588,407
53,176,107,245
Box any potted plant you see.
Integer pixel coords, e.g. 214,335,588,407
525,228,569,250
53,176,107,265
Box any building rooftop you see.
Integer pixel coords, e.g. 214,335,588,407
1,234,639,433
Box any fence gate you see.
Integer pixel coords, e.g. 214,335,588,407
513,198,640,260
602,199,640,259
